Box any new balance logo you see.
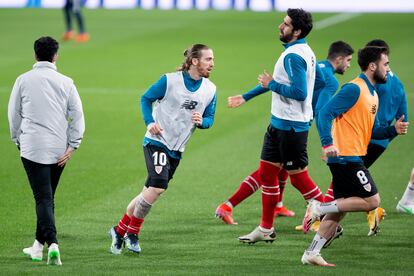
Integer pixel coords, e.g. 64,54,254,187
181,100,198,110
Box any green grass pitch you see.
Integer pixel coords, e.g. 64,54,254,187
0,8,413,275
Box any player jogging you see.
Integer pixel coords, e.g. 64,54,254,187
215,41,354,226
109,44,217,255
301,45,408,266
217,8,327,244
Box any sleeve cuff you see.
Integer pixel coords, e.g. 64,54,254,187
268,80,278,92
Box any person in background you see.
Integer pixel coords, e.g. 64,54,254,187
397,168,414,214
8,36,85,265
62,0,90,42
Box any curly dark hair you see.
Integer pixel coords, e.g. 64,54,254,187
287,8,313,39
366,39,390,55
358,46,388,71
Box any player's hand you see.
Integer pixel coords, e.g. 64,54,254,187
228,95,245,108
258,70,273,88
321,148,327,162
147,122,163,135
57,147,75,167
394,115,409,135
192,112,203,126
323,145,339,158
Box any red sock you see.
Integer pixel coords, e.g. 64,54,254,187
127,215,144,236
259,161,281,229
324,181,334,202
277,168,289,204
228,170,261,207
289,170,324,202
116,213,131,237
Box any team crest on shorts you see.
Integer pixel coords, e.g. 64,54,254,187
363,183,371,192
155,166,163,174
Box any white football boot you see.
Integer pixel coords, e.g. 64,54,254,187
301,250,335,267
109,227,124,255
47,243,62,265
238,226,276,244
396,202,414,215
23,239,44,261
302,199,322,234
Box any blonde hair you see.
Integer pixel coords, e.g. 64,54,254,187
177,44,210,72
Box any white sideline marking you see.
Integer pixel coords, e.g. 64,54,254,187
314,13,362,30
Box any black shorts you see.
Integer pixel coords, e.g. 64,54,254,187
260,125,308,170
328,163,378,199
143,145,180,189
361,143,386,169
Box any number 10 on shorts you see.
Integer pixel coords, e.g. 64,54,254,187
153,151,167,175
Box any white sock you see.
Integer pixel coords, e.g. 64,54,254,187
317,200,339,214
276,201,283,208
225,201,233,209
307,234,327,253
400,182,414,205
259,226,273,232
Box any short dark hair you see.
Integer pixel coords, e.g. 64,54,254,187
287,8,313,39
34,36,59,62
357,46,388,71
327,41,354,60
366,39,390,55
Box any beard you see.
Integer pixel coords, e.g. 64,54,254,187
373,69,387,84
335,67,345,75
197,65,211,78
279,31,293,43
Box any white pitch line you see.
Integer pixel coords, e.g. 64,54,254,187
314,13,362,30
